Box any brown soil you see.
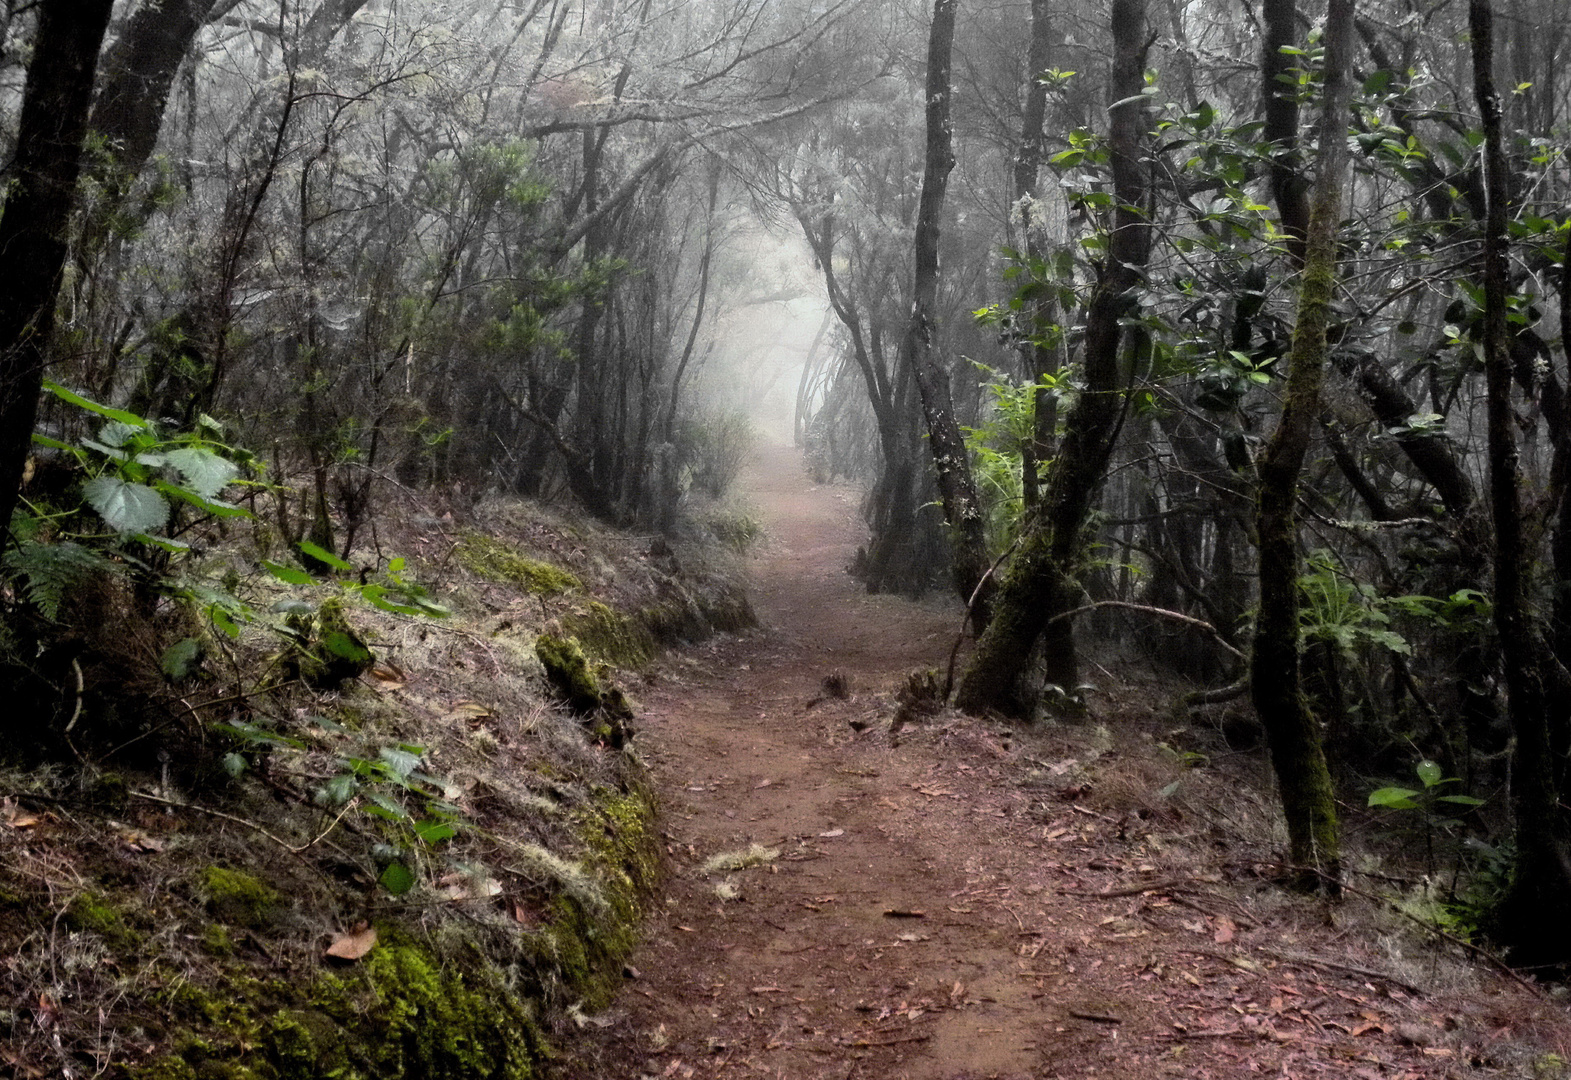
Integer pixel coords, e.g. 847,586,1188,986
555,442,1570,1080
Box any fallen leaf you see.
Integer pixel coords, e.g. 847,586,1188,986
2,801,41,829
1213,915,1237,944
366,662,407,691
35,992,59,1031
896,932,930,943
325,924,377,960
754,779,772,789
949,980,965,1002
115,826,164,852
819,829,844,838
443,700,494,723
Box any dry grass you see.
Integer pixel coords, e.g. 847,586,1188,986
0,480,752,1078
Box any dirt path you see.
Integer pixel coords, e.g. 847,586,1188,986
556,442,1567,1080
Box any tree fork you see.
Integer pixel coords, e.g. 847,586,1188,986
1248,0,1355,894
905,0,995,631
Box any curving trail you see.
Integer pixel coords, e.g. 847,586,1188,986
563,441,1057,1079
554,442,1530,1080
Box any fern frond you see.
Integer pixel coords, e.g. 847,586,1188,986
2,540,121,621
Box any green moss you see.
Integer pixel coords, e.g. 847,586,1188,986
562,601,656,668
201,867,279,930
202,924,235,957
534,634,604,716
138,932,547,1080
531,783,661,1010
63,890,139,950
457,534,581,596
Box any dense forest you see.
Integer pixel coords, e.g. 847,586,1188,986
3,0,1571,1071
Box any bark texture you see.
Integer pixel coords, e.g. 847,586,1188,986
904,0,995,630
0,2,117,540
1471,0,1571,967
1248,0,1355,892
955,0,1151,716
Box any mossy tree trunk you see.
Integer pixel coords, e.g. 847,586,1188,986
1470,0,1571,967
1248,0,1355,894
904,0,995,631
0,1,116,543
955,0,1152,716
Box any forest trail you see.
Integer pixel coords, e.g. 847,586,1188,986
555,443,1564,1080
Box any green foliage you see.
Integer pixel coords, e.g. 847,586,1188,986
701,507,764,553
455,534,582,595
1298,552,1411,657
1368,758,1484,815
1,528,121,621
219,714,464,897
35,380,253,543
678,410,755,500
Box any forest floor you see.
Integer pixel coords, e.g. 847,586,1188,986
554,442,1571,1080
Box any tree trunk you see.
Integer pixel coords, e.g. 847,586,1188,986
87,0,220,206
0,1,116,541
904,0,994,631
1471,0,1571,968
1262,0,1311,265
955,0,1151,716
1248,0,1354,894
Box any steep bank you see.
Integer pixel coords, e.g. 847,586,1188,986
1,492,751,1079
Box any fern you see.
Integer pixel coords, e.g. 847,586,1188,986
3,539,121,621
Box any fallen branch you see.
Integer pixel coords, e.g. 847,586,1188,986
131,789,355,856
1278,863,1543,997
1046,601,1246,663
1256,947,1424,996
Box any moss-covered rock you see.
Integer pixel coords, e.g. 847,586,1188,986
281,597,374,689
563,601,656,668
201,867,279,930
63,890,140,950
534,634,634,748
136,930,549,1080
457,534,582,596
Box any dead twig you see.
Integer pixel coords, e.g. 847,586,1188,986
1046,600,1245,662
130,789,354,856
1058,878,1193,898
1279,863,1544,998
1256,947,1424,996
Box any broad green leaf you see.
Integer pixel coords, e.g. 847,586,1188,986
299,539,353,572
379,861,416,895
31,433,76,452
1415,760,1443,788
378,746,421,781
320,630,372,664
156,482,251,518
414,819,457,845
222,752,248,778
264,560,314,585
1437,794,1486,806
83,476,169,534
365,791,410,821
317,774,357,805
42,380,149,428
161,637,202,680
1368,786,1421,810
165,447,240,499
98,420,142,449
